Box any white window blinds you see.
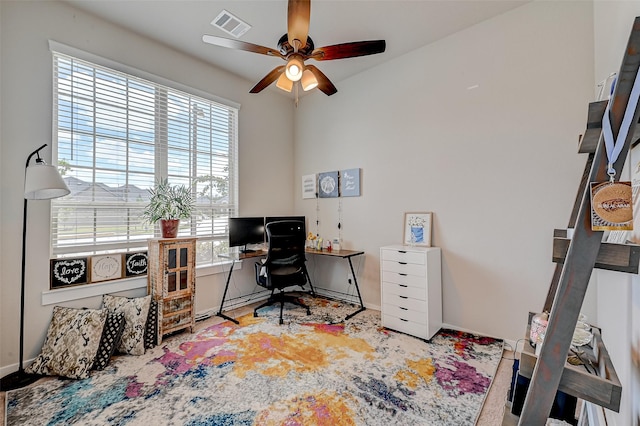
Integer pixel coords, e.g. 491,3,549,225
51,51,239,264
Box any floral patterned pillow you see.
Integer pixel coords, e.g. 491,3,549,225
102,294,151,356
25,306,107,379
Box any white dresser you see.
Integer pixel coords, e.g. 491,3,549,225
380,245,442,340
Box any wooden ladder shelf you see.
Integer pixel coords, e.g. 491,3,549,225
505,17,640,425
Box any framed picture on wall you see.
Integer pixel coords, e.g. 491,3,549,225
302,174,317,199
403,212,432,246
340,168,361,197
318,171,339,198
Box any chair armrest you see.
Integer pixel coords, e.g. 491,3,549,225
254,261,268,286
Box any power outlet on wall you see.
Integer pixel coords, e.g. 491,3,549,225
347,271,355,286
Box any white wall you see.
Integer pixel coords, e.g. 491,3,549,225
0,0,294,371
593,3,640,425
294,0,593,342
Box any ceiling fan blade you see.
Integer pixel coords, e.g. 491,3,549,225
287,0,310,50
309,40,386,61
202,34,284,58
306,65,337,96
249,66,286,93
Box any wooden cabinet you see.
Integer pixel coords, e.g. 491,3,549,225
380,245,442,340
148,237,196,344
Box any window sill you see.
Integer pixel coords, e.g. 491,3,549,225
196,259,238,277
42,276,147,306
41,259,238,305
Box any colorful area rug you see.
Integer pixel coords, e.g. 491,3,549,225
5,296,503,425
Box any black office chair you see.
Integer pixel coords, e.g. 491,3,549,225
254,220,315,324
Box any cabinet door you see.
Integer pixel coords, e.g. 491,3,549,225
164,242,193,297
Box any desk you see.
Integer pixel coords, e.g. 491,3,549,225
218,248,365,324
217,250,266,324
303,248,366,320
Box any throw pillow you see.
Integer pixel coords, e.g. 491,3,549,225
92,311,126,370
144,299,158,350
25,306,107,379
102,294,151,356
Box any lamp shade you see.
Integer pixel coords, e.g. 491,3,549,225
24,163,70,200
285,56,304,82
276,73,293,92
301,69,318,91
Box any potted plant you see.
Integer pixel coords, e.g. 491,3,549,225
142,178,195,238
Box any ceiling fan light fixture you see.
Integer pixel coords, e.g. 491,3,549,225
276,73,293,92
301,69,318,91
285,56,304,82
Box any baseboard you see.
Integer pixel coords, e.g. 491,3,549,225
0,360,34,380
313,287,380,311
195,291,272,321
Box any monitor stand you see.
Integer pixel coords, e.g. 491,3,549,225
240,244,256,254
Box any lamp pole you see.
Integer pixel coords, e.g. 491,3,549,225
0,144,67,391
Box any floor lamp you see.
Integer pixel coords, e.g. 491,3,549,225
0,144,70,392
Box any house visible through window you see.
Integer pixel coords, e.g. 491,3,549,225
51,51,239,266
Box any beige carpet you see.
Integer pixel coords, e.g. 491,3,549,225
1,305,513,424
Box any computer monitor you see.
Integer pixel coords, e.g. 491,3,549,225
228,217,265,253
265,216,306,236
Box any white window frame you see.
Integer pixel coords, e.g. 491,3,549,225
49,41,239,271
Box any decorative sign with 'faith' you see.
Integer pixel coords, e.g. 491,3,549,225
125,252,148,276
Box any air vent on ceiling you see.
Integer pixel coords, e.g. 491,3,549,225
211,10,251,38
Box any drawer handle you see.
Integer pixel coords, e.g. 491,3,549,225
398,273,407,276
398,262,407,265
399,284,408,288
400,318,408,322
398,250,407,254
399,296,408,299
399,307,408,310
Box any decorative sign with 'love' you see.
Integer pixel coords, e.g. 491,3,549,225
50,257,89,289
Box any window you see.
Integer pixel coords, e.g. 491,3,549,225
51,50,239,266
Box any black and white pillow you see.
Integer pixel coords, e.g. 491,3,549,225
102,294,151,356
25,306,107,379
144,299,158,349
92,312,126,370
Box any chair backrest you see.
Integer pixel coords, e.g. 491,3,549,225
265,220,306,267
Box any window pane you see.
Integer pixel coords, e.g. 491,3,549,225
51,52,238,263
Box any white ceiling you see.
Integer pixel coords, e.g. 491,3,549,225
64,0,529,95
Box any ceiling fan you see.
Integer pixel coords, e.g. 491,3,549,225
202,0,386,96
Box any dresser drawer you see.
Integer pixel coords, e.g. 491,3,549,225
380,249,426,265
383,303,427,324
382,260,426,277
382,292,428,313
382,314,428,339
382,281,426,300
382,270,426,288
162,309,193,331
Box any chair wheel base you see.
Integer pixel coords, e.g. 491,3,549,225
253,312,258,317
